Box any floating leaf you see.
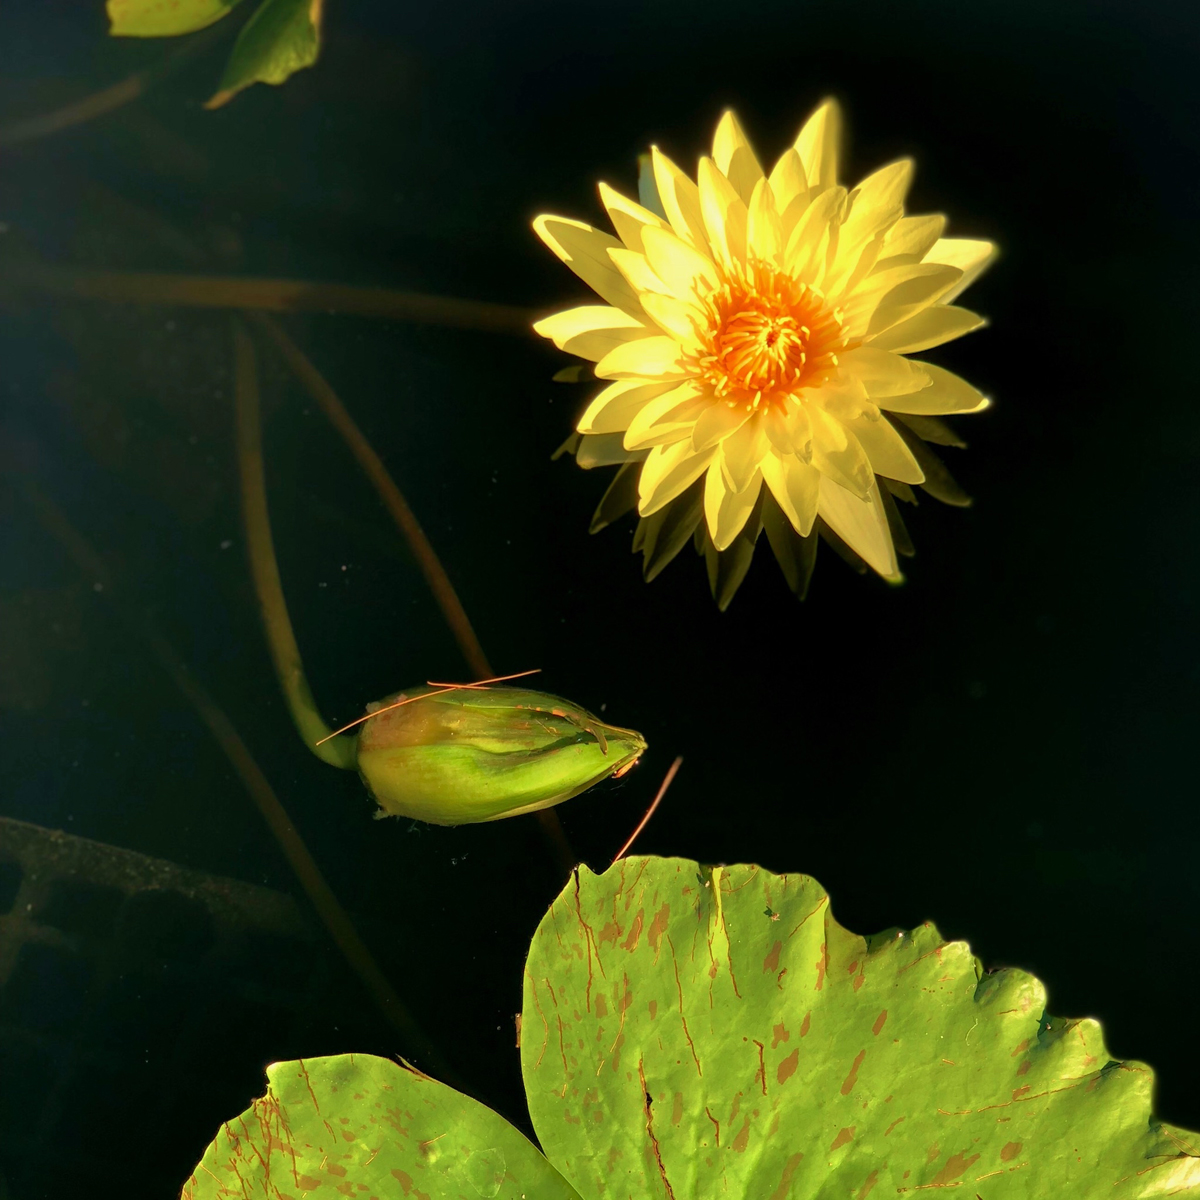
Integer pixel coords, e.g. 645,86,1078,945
180,1053,583,1200
206,0,322,109
107,0,245,37
522,856,1200,1198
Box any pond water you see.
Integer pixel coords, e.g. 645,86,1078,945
1,0,1198,1194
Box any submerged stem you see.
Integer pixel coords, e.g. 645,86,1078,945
251,312,491,680
233,319,357,769
14,477,457,1083
11,265,536,333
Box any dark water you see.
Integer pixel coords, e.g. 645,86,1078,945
1,0,1198,1194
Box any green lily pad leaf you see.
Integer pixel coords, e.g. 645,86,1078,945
522,856,1200,1197
180,1053,584,1200
205,0,322,109
107,0,244,37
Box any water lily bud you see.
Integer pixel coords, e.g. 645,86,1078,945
355,685,646,826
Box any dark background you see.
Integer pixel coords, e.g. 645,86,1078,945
1,0,1198,1194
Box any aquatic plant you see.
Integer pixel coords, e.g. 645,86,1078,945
182,856,1200,1197
231,321,646,828
106,0,323,108
535,102,995,607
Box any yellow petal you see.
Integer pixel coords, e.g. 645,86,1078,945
624,383,708,450
838,346,931,398
768,147,808,215
925,237,997,301
807,404,873,498
595,335,687,380
608,246,674,298
794,98,842,192
532,305,652,361
762,405,803,455
697,156,748,267
761,451,819,536
691,399,751,451
867,304,986,353
577,378,678,435
746,177,783,262
879,362,989,415
817,477,899,579
598,181,668,253
637,152,667,219
782,185,844,281
712,110,765,205
651,146,708,249
841,262,962,337
881,213,946,259
638,290,704,345
720,417,770,493
850,159,914,216
640,224,721,301
841,413,925,484
705,460,762,551
533,215,642,317
638,440,716,515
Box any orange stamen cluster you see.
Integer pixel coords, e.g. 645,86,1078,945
688,260,847,413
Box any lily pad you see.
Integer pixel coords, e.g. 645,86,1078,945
206,0,323,109
107,0,245,37
106,0,321,106
521,856,1200,1197
180,1053,582,1200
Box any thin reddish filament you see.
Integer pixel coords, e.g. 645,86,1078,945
314,668,541,746
612,756,683,865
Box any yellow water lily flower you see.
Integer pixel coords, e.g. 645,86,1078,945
533,100,997,608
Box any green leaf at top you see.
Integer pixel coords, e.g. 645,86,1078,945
205,0,322,109
107,0,245,37
522,856,1200,1198
180,1053,583,1200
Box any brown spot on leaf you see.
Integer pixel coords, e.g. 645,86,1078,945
1010,1038,1030,1057
856,1169,879,1199
763,939,782,973
598,921,620,945
671,1092,683,1126
840,1050,866,1096
768,1152,804,1200
731,1117,751,1152
830,1127,855,1151
815,944,827,990
390,1171,430,1200
622,910,645,952
776,1049,799,1085
929,1152,980,1185
1016,1059,1030,1076
1000,1141,1022,1161
872,1010,888,1036
297,1176,322,1191
594,993,608,1018
648,903,671,954
772,1022,790,1048
799,1012,811,1038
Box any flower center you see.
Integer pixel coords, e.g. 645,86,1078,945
689,261,847,413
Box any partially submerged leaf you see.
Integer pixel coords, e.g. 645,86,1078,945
522,856,1200,1198
108,0,244,37
206,0,322,109
180,1053,583,1200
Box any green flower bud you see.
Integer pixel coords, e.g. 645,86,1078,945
354,685,646,826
